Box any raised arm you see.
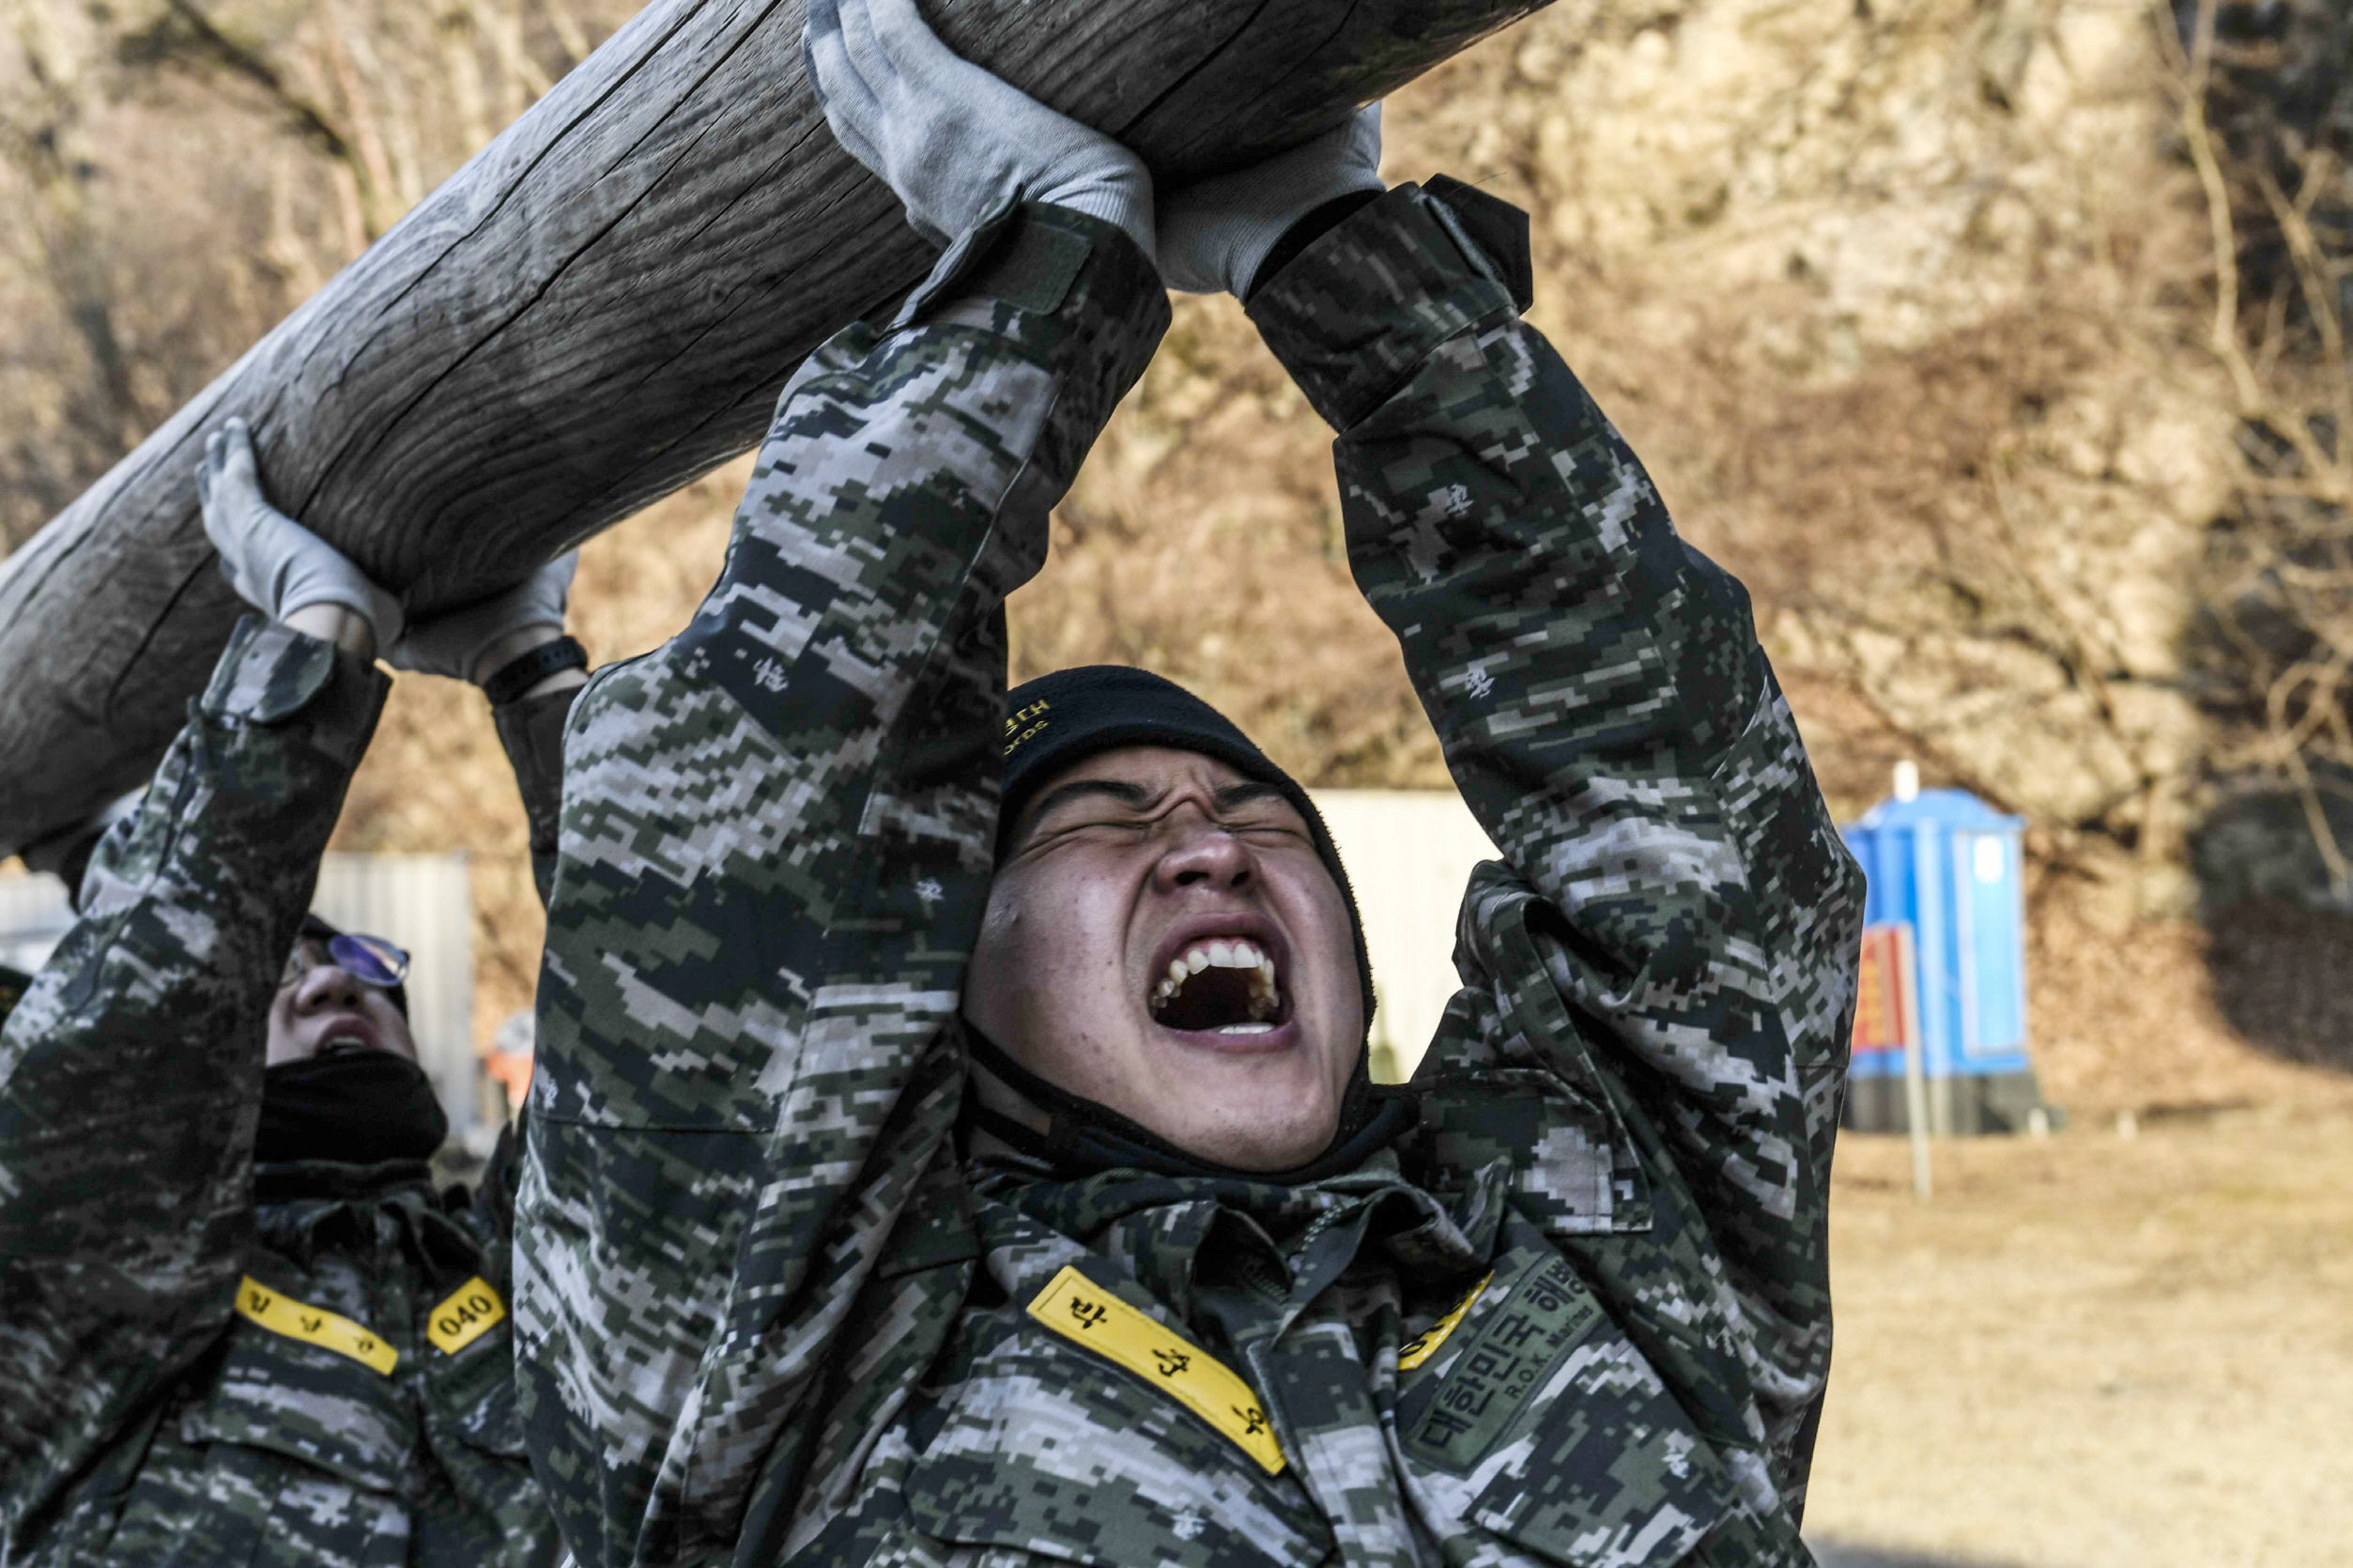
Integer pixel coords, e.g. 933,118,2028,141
1243,179,1865,1508
513,207,1167,1564
0,615,387,1545
514,6,1176,1554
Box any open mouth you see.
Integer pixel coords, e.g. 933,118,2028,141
1148,937,1287,1037
314,1022,379,1058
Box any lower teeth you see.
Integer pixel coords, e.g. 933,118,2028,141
1215,1022,1275,1036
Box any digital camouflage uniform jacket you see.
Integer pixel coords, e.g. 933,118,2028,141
0,619,566,1566
515,184,1864,1568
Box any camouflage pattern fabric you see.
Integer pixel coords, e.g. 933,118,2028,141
514,187,1860,1568
512,201,1168,1568
0,616,562,1566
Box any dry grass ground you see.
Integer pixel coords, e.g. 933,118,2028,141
1803,1106,2353,1568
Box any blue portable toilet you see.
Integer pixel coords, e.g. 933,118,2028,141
1840,781,2048,1135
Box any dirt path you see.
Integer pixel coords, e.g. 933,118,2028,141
1800,1107,2353,1567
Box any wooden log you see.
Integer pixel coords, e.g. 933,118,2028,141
0,0,1547,854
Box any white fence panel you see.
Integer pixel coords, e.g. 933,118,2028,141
0,871,73,976
1308,790,1499,1082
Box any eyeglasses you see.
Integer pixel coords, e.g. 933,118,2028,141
281,932,410,991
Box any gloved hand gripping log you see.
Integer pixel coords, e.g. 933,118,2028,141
200,416,584,690
807,0,1389,305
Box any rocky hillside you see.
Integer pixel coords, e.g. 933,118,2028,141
10,0,2352,1111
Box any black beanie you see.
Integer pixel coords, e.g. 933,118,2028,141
999,665,1375,1037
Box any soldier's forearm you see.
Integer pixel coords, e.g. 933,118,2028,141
528,208,1168,1127
492,682,579,910
1253,179,1862,1198
515,213,1170,1560
281,603,377,660
4,618,385,1106
1252,183,1849,877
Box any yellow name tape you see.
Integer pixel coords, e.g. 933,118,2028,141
234,1276,398,1376
1027,1265,1285,1475
1398,1271,1492,1373
426,1276,507,1356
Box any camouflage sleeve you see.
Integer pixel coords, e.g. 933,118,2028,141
1249,183,1866,1505
513,206,1168,1568
493,684,581,909
0,617,387,1542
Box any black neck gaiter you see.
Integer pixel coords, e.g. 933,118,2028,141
257,1051,450,1166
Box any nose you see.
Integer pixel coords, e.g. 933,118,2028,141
1153,818,1253,894
295,963,366,1013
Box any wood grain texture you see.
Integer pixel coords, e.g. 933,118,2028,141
0,0,1547,853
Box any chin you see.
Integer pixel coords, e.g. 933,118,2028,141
1220,1136,1337,1174
1135,1051,1348,1172
1180,1109,1342,1174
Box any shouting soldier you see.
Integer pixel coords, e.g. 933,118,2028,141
0,422,583,1566
514,1,1865,1563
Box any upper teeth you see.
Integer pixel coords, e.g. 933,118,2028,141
1149,939,1281,1021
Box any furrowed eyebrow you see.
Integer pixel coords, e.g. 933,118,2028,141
1214,782,1287,811
1019,778,1154,836
1012,776,1299,853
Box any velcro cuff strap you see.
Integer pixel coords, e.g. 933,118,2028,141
484,636,587,706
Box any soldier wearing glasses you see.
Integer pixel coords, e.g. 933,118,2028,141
0,420,581,1566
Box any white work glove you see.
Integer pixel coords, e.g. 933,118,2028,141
1157,106,1385,298
199,418,403,646
386,551,577,684
804,0,1153,259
